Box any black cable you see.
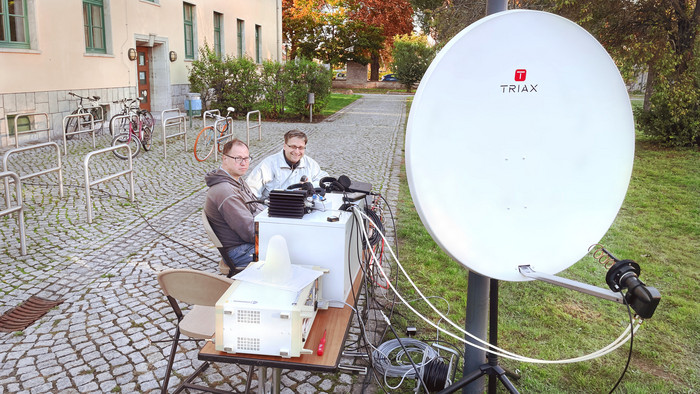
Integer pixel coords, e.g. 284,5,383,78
423,357,450,392
384,317,430,394
608,291,635,393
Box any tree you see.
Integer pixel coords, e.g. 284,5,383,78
390,34,435,92
283,0,327,60
348,0,414,80
548,0,700,146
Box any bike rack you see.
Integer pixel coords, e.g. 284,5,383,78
3,112,51,148
161,109,188,158
2,142,64,208
62,112,99,155
0,171,27,255
83,144,134,224
202,109,221,129
213,117,234,161
246,110,262,146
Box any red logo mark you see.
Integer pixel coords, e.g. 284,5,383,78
515,69,527,82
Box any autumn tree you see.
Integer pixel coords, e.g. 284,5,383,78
283,0,327,60
348,0,414,80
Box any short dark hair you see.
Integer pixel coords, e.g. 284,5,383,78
284,129,308,144
222,139,248,156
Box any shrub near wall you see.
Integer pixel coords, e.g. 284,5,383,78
188,48,332,120
284,58,333,119
259,60,290,118
221,57,262,115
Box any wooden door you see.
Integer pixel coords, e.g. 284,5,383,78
136,46,151,111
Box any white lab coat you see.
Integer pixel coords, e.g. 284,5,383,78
245,150,329,199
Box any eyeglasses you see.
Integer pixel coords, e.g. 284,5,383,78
223,153,252,163
285,143,306,151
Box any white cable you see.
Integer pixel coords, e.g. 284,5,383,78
372,338,439,390
352,207,641,364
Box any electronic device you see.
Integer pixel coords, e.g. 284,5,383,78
215,276,322,358
215,235,328,358
255,192,365,308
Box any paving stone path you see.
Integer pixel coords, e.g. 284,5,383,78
0,93,408,393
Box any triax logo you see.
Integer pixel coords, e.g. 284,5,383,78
500,68,538,93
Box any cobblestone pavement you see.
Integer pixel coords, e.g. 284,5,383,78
0,93,408,393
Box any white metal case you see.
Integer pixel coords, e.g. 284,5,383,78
215,279,319,358
255,193,363,308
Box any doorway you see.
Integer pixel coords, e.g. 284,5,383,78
136,46,151,112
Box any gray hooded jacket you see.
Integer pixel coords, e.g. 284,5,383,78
204,168,264,250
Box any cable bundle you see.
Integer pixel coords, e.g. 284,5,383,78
372,338,447,391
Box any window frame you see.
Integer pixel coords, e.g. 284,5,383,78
83,0,106,54
236,19,244,58
255,24,261,63
213,11,222,57
0,0,30,49
183,2,195,60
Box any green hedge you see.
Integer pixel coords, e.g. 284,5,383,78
188,45,331,120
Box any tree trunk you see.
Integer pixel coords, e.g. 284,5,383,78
370,53,380,81
643,65,655,111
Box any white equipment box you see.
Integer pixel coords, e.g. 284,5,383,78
255,193,364,308
215,278,320,358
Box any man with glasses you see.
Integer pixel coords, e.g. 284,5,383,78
246,129,328,200
204,139,263,274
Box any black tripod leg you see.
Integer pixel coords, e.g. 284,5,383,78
436,368,487,394
492,365,519,394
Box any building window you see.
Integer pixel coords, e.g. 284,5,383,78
183,3,195,59
83,0,106,53
255,25,261,63
0,0,30,49
213,12,222,57
237,19,244,58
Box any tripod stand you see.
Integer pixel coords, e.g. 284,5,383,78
438,278,519,394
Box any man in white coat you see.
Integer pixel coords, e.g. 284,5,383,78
246,129,329,200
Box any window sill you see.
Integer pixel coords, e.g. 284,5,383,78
85,52,115,58
0,47,40,54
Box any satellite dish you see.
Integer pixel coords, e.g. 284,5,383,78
406,10,635,281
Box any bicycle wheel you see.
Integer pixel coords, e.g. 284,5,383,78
140,110,155,130
194,126,216,162
141,125,153,151
64,108,83,140
109,113,130,136
216,123,229,153
111,132,141,160
90,107,105,132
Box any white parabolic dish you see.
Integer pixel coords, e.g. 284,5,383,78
406,10,635,281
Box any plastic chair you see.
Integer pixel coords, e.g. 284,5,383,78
158,268,254,393
202,210,240,277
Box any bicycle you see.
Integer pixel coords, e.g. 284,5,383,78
109,97,154,136
65,92,105,140
193,107,235,162
110,111,153,159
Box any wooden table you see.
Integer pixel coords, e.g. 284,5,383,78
199,272,363,393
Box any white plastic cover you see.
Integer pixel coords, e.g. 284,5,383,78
406,10,634,281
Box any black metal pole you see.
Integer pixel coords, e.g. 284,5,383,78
462,2,508,393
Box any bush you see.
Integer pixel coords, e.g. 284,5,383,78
284,58,332,118
636,69,700,147
188,44,227,110
259,60,291,119
188,48,331,120
219,57,262,115
390,34,435,92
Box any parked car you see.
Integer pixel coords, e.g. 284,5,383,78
381,73,398,81
333,72,346,80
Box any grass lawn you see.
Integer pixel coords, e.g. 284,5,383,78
388,98,699,392
321,93,362,116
